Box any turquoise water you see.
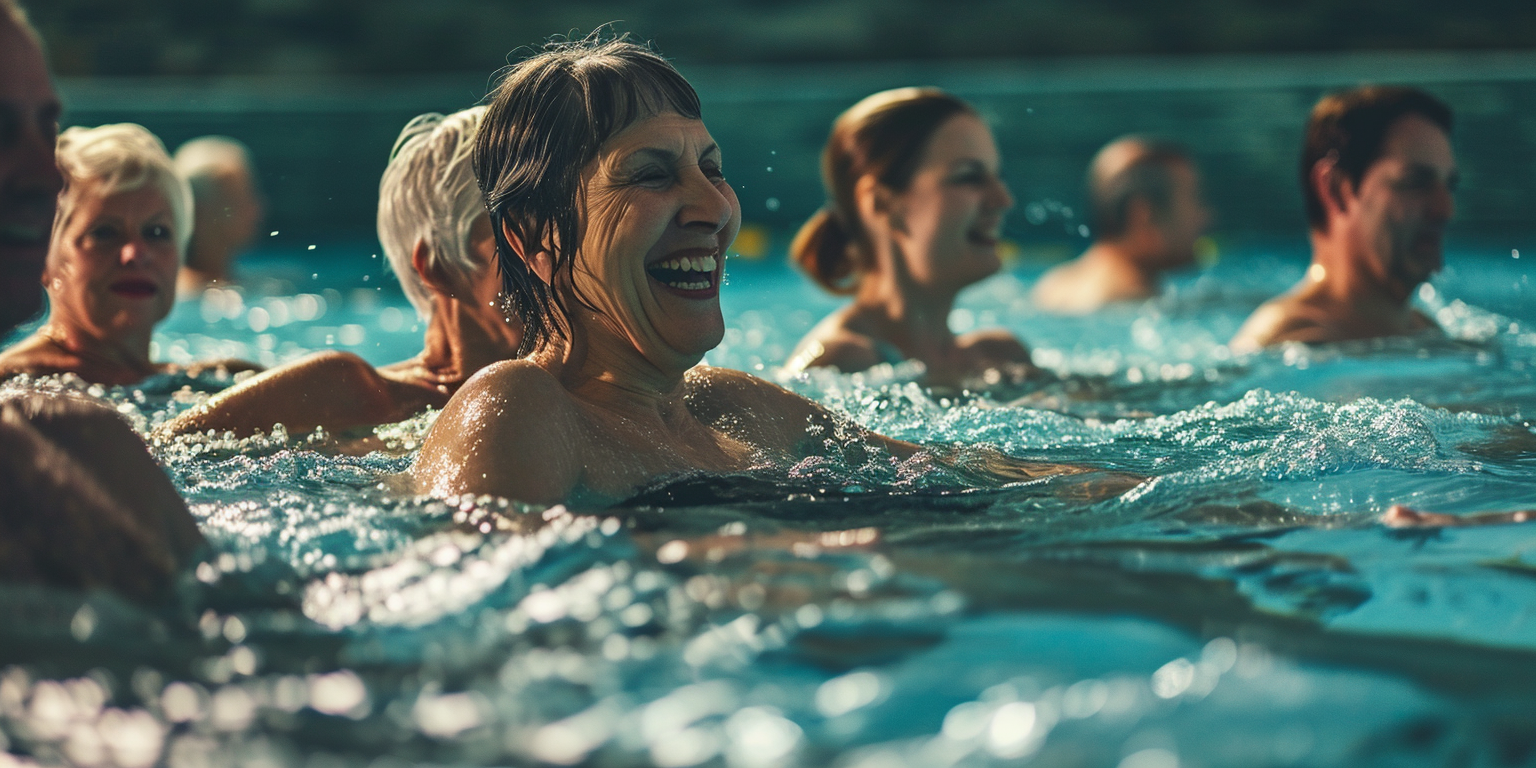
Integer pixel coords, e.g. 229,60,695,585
4,245,1536,767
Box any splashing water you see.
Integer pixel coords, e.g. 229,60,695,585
3,248,1536,767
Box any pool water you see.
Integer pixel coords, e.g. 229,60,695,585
4,244,1536,768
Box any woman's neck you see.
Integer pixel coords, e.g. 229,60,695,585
39,320,157,381
849,258,961,361
539,312,697,427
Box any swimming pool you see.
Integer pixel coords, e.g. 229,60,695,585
3,243,1536,767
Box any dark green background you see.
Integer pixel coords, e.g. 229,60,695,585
30,1,1536,250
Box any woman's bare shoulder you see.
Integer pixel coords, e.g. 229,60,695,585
161,350,397,437
786,328,884,373
412,360,583,504
0,335,72,379
684,365,835,453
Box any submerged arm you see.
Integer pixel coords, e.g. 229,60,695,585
686,366,1131,489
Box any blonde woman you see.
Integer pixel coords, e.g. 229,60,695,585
0,123,254,384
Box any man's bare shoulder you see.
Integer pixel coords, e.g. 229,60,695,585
1029,259,1084,308
1230,293,1331,352
958,328,1031,363
1032,257,1130,314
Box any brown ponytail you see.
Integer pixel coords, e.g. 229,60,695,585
790,87,974,294
790,208,858,294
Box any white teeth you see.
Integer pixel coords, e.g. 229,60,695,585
652,254,720,273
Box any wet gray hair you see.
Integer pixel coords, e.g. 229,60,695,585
55,124,194,258
377,107,488,319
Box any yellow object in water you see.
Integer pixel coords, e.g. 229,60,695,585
998,238,1022,267
1195,235,1220,268
733,223,771,261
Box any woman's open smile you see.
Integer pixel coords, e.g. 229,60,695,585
645,246,721,298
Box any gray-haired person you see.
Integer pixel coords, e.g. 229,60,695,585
1032,136,1210,314
162,107,522,439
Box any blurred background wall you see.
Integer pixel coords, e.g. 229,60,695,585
31,0,1536,254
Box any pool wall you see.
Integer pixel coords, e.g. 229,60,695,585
55,49,1536,253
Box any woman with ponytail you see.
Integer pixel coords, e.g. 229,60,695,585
787,88,1039,388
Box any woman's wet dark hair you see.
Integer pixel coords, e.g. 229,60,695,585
790,87,973,295
474,34,701,354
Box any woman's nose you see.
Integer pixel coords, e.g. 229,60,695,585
678,170,735,234
989,176,1015,213
119,237,150,266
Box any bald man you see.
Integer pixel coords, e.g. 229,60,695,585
174,136,264,295
1032,137,1211,314
0,0,204,601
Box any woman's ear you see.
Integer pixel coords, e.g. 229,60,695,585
855,174,903,233
501,218,553,285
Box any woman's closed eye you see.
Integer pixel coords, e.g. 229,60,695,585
948,162,994,186
626,165,672,187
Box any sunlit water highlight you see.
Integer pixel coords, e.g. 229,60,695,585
4,246,1536,767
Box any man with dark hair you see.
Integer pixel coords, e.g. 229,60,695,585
1231,86,1457,352
1032,136,1210,314
0,0,204,602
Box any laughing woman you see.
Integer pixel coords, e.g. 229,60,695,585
0,124,255,385
412,37,1115,507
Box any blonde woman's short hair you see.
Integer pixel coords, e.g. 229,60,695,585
55,124,194,258
377,106,488,319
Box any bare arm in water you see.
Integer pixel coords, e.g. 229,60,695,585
160,351,444,439
1,394,203,602
1381,504,1535,528
684,366,1111,483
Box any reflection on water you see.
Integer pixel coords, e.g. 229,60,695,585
3,249,1536,767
